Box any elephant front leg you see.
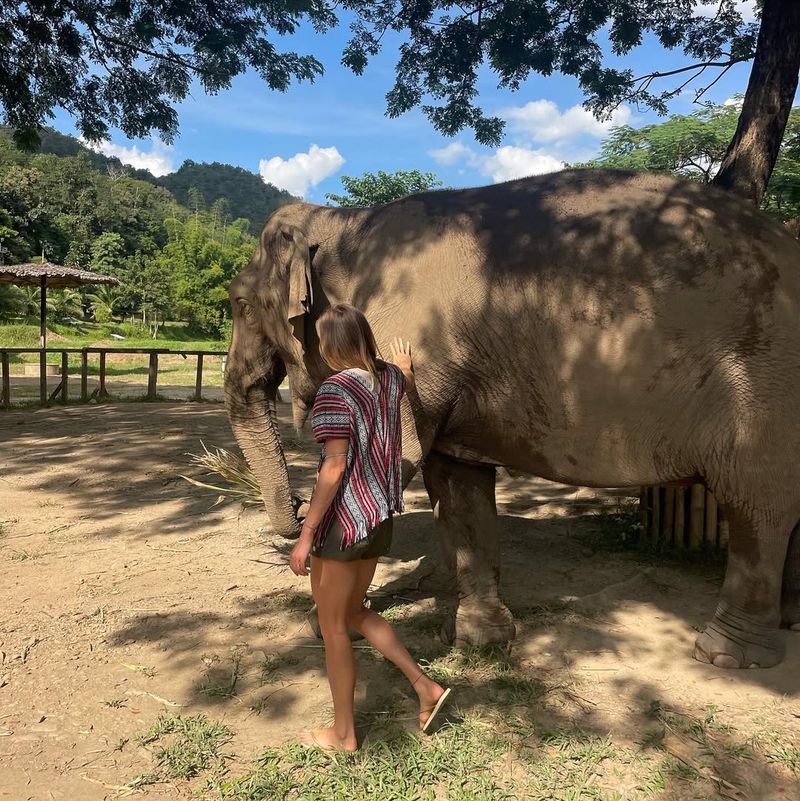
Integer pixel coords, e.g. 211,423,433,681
781,524,800,631
694,505,791,669
422,451,516,649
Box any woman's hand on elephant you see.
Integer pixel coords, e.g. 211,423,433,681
389,337,413,373
289,539,312,576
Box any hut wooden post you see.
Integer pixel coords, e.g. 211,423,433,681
194,353,204,401
61,351,68,403
1,351,9,410
81,351,88,401
39,275,47,405
147,352,158,399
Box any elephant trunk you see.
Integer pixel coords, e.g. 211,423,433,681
225,366,300,539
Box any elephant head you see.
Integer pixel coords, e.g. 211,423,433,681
224,208,327,538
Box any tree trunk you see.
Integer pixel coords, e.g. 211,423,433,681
713,0,800,205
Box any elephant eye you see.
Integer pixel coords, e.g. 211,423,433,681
237,299,255,321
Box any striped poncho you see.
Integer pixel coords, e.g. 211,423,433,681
311,363,406,550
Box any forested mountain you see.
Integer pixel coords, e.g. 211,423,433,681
159,161,296,233
0,127,290,335
0,126,296,234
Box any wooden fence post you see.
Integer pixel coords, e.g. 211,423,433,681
689,484,705,550
81,351,88,401
1,352,9,410
705,491,718,549
98,352,108,398
147,352,158,399
194,353,204,401
61,351,68,403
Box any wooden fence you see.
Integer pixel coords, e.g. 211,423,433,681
639,484,729,552
0,347,228,409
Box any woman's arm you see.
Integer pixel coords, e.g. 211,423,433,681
289,437,349,575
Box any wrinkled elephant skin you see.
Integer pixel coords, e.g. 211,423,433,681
224,169,800,668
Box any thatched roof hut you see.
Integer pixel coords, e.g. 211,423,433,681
0,262,121,348
0,262,121,289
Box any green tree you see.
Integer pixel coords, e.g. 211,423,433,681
91,233,126,276
0,284,23,320
159,161,295,233
578,102,800,221
87,285,125,322
326,170,443,207
48,289,83,321
1,1,333,149
4,2,799,207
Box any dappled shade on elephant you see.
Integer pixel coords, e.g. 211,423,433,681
224,168,800,670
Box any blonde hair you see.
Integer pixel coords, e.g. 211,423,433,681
317,304,382,388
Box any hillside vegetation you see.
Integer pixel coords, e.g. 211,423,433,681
0,128,296,336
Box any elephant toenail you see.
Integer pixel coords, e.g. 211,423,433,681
711,654,741,669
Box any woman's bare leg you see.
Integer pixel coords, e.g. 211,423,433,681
308,554,360,751
346,557,446,728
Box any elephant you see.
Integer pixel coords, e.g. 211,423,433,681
224,168,800,669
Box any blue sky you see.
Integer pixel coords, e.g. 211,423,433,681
52,2,767,204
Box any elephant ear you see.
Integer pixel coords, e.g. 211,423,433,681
279,226,314,353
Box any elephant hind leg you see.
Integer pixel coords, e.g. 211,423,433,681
694,499,797,669
422,450,516,649
781,522,800,630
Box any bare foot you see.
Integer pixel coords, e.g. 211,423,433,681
415,676,446,730
301,726,358,752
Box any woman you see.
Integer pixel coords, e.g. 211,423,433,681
289,303,450,752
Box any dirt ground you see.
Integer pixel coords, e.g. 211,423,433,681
1,399,799,800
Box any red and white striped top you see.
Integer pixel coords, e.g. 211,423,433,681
311,363,406,550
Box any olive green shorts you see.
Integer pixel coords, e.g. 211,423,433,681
311,516,393,561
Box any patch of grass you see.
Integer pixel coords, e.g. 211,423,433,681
269,591,313,612
135,713,232,784
197,648,244,700
259,653,299,686
381,603,442,636
579,500,727,576
581,498,645,552
103,698,127,708
9,548,38,561
218,715,513,801
750,729,800,773
508,598,579,627
121,662,157,678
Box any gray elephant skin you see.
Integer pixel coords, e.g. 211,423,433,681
223,168,800,670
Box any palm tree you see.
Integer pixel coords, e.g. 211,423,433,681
87,285,124,321
49,289,83,321
19,286,40,318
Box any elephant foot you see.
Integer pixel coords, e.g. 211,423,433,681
693,605,785,669
442,601,516,649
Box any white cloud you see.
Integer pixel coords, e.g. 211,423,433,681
428,142,473,166
429,142,563,183
501,99,632,143
696,1,758,24
81,138,176,176
482,146,564,182
258,144,345,198
723,96,744,108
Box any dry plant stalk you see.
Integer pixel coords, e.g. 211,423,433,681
179,441,262,506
